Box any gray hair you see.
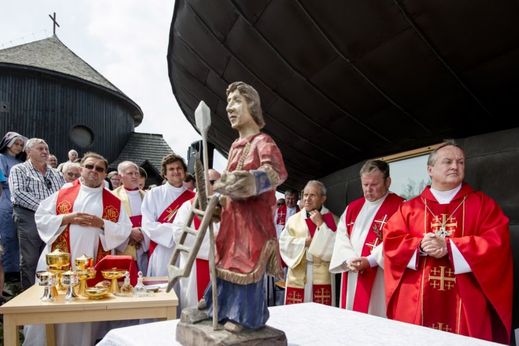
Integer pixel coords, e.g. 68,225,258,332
360,160,390,179
25,138,47,152
62,161,81,173
427,140,463,166
118,161,139,175
304,180,326,196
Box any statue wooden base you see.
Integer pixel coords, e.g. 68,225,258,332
176,308,287,346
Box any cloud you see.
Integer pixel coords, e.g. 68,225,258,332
0,0,202,161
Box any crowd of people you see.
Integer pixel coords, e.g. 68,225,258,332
0,81,514,344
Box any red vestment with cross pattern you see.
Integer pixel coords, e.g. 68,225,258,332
384,184,512,344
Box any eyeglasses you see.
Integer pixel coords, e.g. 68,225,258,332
43,177,52,189
66,172,81,178
83,164,106,173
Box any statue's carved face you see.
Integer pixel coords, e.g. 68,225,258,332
226,90,255,131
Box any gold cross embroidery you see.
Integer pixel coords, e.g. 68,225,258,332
432,322,452,332
313,288,331,305
164,207,178,222
286,290,304,304
431,214,457,238
429,266,456,291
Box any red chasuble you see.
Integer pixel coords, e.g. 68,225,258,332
341,193,403,312
52,179,122,264
384,184,512,344
148,189,195,258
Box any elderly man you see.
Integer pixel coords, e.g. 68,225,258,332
46,154,58,169
141,153,194,277
384,142,513,343
57,149,79,172
173,168,221,310
24,152,132,346
61,162,81,183
329,160,403,316
8,138,64,289
113,161,149,274
279,180,337,306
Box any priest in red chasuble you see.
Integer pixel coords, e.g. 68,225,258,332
202,81,287,332
384,142,512,344
330,160,403,317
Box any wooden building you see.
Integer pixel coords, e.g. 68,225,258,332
0,35,172,185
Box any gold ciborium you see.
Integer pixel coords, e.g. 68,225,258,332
46,249,71,291
101,268,127,294
61,271,79,301
74,254,96,296
36,271,56,302
74,254,93,270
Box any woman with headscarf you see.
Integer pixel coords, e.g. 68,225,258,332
0,131,28,289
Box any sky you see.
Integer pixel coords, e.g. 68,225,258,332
0,0,228,170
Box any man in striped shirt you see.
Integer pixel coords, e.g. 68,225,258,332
8,138,64,290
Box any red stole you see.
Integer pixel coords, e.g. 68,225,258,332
276,204,300,226
341,193,403,312
304,212,337,305
304,212,336,237
53,179,122,264
148,189,195,258
130,215,142,227
192,214,210,300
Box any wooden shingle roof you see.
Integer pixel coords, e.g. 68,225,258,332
109,132,175,176
0,35,143,126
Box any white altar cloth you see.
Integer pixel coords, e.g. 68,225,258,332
97,302,500,346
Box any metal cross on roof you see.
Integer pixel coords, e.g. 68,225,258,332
48,12,60,36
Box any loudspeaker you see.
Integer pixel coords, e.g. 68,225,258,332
186,140,214,174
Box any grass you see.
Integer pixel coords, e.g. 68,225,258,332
0,278,24,345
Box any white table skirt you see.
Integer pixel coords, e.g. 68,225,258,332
97,302,500,346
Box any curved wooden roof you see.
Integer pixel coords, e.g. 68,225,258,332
168,0,519,189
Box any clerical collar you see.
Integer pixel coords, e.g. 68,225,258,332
124,187,140,191
430,184,462,204
365,191,389,206
306,206,323,218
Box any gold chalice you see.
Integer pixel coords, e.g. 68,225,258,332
46,249,71,291
77,267,96,297
74,254,96,296
101,268,127,294
36,271,56,302
61,271,79,301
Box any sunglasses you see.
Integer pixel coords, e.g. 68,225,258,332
209,179,216,185
43,177,52,189
66,172,81,178
83,164,106,173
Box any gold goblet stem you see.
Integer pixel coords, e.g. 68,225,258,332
110,277,119,294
